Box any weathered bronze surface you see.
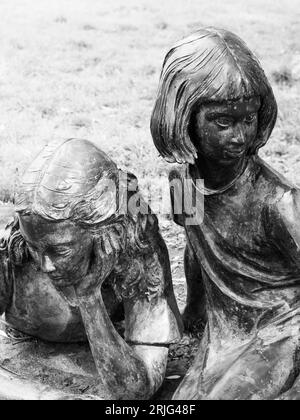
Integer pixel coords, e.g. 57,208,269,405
151,27,300,400
0,138,182,400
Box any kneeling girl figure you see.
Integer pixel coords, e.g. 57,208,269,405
0,138,182,400
151,27,300,400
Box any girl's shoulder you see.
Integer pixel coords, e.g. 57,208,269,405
254,157,300,237
254,156,298,205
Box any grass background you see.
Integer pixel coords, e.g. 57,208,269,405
0,0,300,309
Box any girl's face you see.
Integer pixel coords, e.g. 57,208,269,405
193,96,261,165
19,214,94,289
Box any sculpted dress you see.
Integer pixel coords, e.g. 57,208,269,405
172,155,300,400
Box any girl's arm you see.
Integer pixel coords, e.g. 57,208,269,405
76,247,181,400
77,288,152,400
183,243,207,333
268,188,300,267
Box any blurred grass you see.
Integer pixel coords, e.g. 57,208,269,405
0,0,299,204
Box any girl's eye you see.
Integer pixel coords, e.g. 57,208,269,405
215,118,233,128
244,113,256,124
51,248,72,257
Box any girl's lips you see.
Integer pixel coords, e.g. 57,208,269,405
49,274,64,280
224,148,245,158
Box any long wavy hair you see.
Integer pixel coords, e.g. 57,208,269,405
151,27,278,164
9,139,159,273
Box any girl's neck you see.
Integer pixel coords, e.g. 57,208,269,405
193,154,248,191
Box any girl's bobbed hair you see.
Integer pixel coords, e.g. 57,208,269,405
150,27,278,164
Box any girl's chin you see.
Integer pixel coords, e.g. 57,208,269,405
221,150,248,162
196,151,246,164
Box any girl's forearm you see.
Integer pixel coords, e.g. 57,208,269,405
77,288,151,399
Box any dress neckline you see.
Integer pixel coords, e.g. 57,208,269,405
188,156,254,196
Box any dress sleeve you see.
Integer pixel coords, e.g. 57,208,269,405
116,243,182,346
113,173,183,345
267,187,300,268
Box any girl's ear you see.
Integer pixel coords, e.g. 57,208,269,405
7,228,29,266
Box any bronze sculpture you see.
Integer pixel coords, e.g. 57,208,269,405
151,27,300,400
0,138,182,400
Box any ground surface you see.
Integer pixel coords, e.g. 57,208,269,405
0,0,300,399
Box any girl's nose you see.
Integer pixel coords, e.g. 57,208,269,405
41,255,56,273
231,124,246,145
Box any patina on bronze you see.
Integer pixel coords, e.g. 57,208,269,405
0,138,182,400
151,27,300,400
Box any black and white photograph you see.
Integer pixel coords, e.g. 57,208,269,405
0,0,299,403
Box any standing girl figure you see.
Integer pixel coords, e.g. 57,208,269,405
151,27,300,400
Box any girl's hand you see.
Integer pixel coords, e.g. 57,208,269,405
74,253,117,298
